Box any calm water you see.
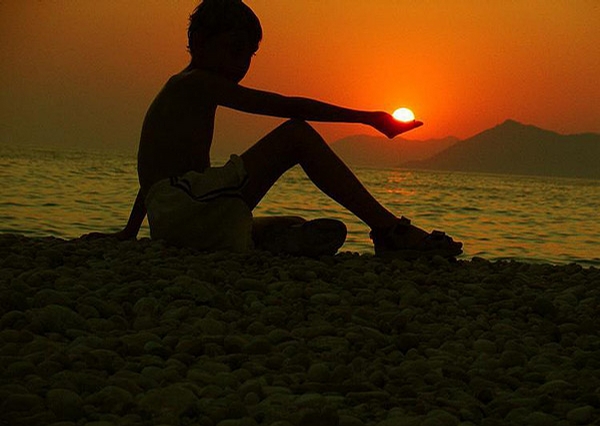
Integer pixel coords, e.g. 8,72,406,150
1,146,599,267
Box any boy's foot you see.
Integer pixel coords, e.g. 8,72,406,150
258,218,347,257
370,216,462,259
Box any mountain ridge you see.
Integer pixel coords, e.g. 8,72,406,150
331,134,458,168
332,120,600,179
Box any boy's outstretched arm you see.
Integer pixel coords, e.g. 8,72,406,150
179,70,422,138
81,189,146,241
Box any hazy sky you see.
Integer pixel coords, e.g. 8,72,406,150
1,1,599,157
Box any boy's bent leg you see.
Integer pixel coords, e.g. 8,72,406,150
240,119,397,230
241,120,462,257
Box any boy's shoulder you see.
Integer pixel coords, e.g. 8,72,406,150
160,68,230,101
152,69,221,110
161,68,247,111
167,68,216,89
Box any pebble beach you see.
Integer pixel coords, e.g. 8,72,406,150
1,233,599,426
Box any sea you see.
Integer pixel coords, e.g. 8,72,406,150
1,145,599,267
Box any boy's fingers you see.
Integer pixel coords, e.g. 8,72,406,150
407,120,423,130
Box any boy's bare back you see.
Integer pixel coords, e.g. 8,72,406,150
137,70,217,198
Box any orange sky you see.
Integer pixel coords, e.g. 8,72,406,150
1,1,599,158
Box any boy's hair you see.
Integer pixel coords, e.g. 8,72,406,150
188,0,262,54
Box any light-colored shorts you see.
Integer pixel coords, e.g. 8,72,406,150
145,155,254,252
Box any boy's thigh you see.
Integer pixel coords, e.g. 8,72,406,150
240,120,305,209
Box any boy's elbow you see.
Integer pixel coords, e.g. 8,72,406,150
281,96,310,120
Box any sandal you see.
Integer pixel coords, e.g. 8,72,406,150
370,216,463,259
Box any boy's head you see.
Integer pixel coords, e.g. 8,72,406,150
188,0,262,79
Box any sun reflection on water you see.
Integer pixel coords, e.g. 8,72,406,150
2,148,599,266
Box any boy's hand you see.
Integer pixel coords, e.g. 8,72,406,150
80,229,136,241
370,112,423,139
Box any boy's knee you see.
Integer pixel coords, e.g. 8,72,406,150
281,119,322,142
282,118,311,132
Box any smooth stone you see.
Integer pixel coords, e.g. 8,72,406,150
377,418,422,426
141,366,167,383
294,392,326,407
138,384,198,420
346,391,391,402
338,415,366,426
243,337,272,355
224,335,248,353
267,328,293,344
473,339,496,354
531,295,558,318
119,331,160,355
144,340,170,358
243,392,260,406
0,393,45,413
0,309,28,329
132,297,160,316
85,386,133,414
396,333,420,353
235,278,266,292
422,409,460,426
297,407,339,426
499,350,527,367
5,360,37,378
33,288,70,308
214,372,240,389
310,293,341,305
566,405,594,425
32,304,88,333
524,411,558,426
537,379,574,395
196,318,228,335
308,336,350,353
187,281,218,303
46,388,84,421
87,349,125,372
307,363,330,383
215,420,251,426
238,379,264,399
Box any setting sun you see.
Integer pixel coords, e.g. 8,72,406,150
393,108,415,122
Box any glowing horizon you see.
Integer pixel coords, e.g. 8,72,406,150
1,1,599,156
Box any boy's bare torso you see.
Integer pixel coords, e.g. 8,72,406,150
137,71,215,198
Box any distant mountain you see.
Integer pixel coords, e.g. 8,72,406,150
331,135,458,168
403,120,600,179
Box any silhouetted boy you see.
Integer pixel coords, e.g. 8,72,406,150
91,0,462,258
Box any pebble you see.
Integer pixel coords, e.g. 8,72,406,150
138,384,198,421
499,350,528,367
1,234,598,425
473,338,496,354
307,363,331,383
85,385,133,414
46,388,84,420
566,405,594,425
